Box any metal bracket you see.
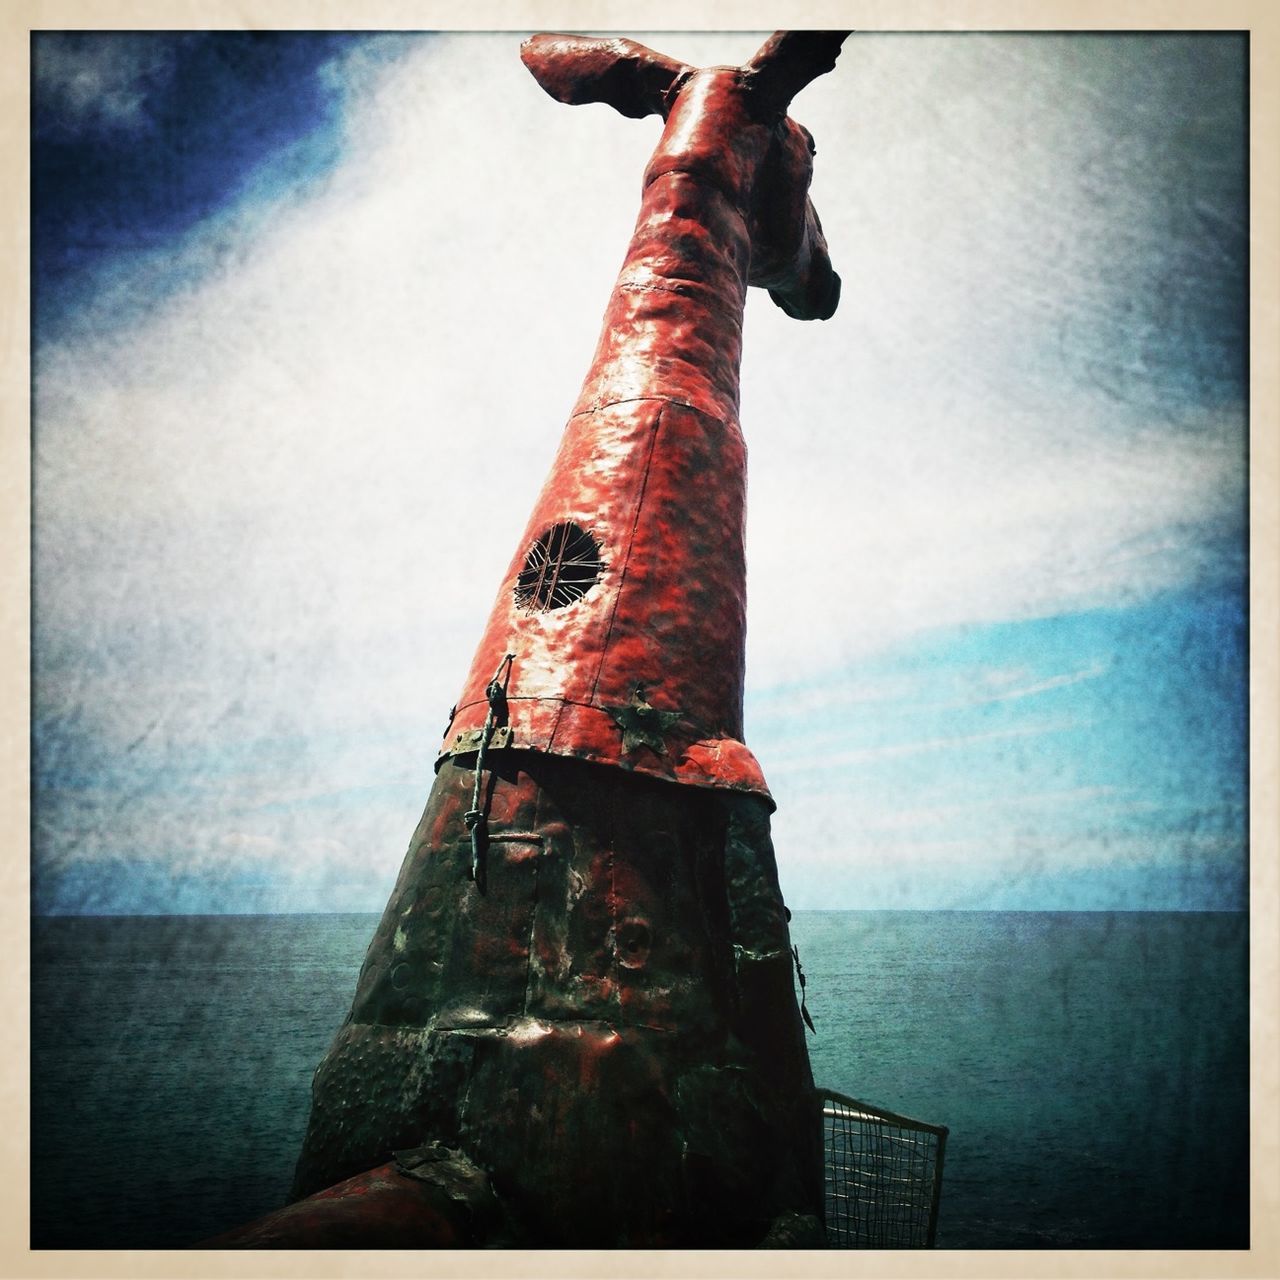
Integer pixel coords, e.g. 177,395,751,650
449,726,514,755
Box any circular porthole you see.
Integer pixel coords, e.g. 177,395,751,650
514,522,604,611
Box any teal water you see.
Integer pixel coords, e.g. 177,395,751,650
30,910,1247,1249
796,911,1248,1248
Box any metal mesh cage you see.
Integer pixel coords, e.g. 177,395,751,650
818,1088,949,1248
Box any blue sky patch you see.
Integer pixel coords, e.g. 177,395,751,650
32,32,393,339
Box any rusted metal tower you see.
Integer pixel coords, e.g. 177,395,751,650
213,30,849,1248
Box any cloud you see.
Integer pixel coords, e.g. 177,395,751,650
742,399,1244,680
746,671,932,729
36,34,1245,694
34,33,184,135
217,832,281,854
32,34,1247,911
867,784,1124,833
772,823,1245,910
768,715,1090,775
930,661,1111,710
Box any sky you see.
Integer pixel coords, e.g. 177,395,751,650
31,30,1247,914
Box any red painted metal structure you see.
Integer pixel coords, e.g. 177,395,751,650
445,34,840,803
209,30,849,1250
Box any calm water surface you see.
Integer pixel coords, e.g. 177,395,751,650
30,910,1247,1249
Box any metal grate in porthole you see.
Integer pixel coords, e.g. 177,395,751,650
818,1088,948,1248
514,521,604,611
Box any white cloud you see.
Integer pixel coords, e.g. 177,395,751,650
33,34,1246,905
768,715,1090,775
867,784,1123,833
746,671,931,730
35,34,182,134
852,827,1241,874
771,821,1244,910
36,34,1244,670
217,832,280,853
929,660,1111,710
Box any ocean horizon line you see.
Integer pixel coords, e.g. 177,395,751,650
30,905,1249,919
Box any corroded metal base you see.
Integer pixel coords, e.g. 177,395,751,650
241,28,852,1250
291,753,821,1247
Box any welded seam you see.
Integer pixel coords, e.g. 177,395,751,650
607,799,618,1011
640,163,748,219
616,278,703,298
521,786,545,1016
566,393,730,424
584,403,665,709
428,1016,675,1036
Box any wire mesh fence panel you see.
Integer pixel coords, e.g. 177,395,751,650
818,1088,948,1248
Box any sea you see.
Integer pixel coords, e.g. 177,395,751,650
30,910,1249,1251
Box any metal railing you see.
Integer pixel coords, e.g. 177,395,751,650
817,1087,948,1248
